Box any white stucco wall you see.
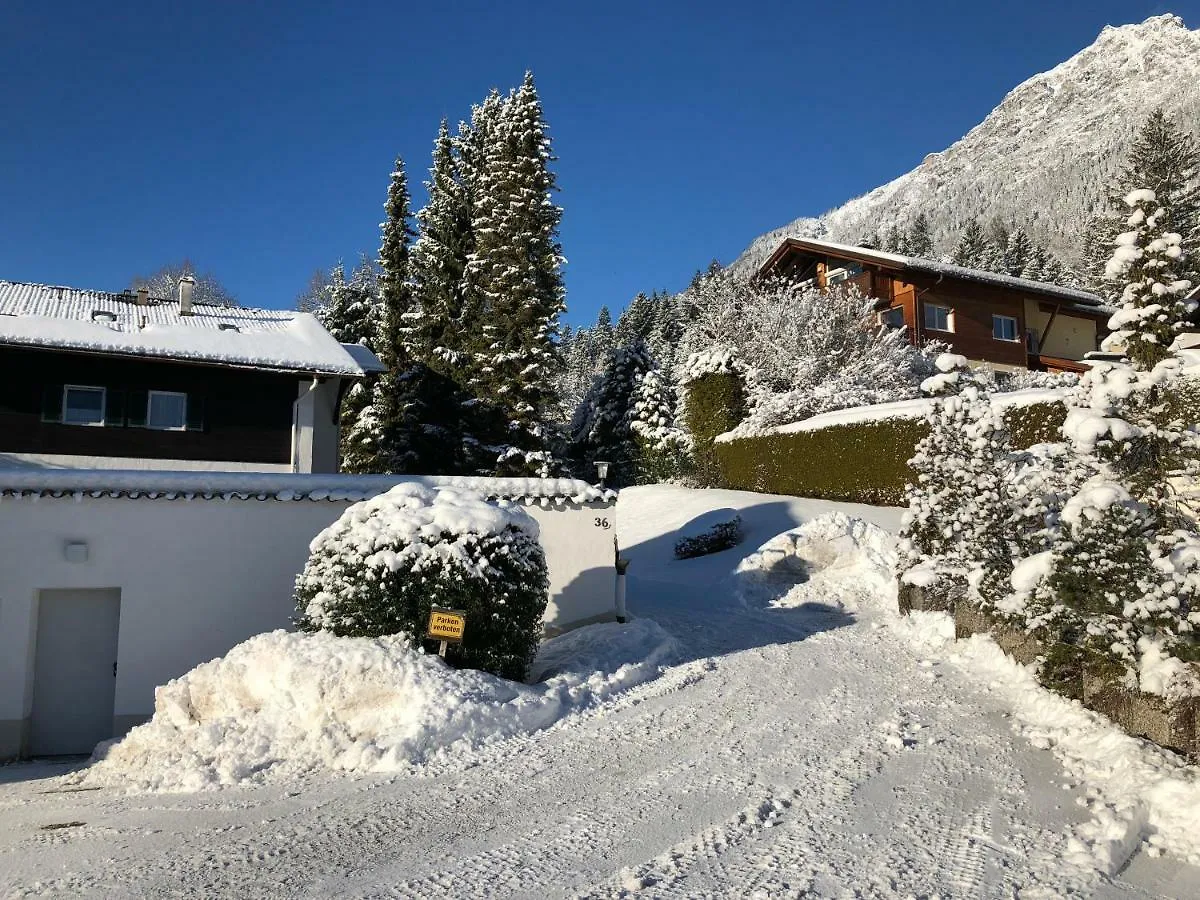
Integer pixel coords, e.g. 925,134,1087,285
1023,300,1099,360
0,489,616,757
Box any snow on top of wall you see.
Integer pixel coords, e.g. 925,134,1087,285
0,470,616,505
0,280,381,376
715,388,1069,442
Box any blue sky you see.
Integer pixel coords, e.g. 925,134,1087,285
1,1,1195,327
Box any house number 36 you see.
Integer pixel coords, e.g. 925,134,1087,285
594,517,611,529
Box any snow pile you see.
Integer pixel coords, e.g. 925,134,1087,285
81,620,675,793
733,512,897,614
894,612,1200,874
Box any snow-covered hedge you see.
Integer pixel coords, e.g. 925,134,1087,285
293,483,549,680
682,363,747,486
714,395,1067,505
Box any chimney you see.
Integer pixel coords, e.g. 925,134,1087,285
178,275,196,316
136,287,149,307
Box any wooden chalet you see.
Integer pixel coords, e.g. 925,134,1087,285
0,276,383,473
759,237,1113,373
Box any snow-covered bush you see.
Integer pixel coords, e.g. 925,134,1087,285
674,516,744,560
675,270,940,436
898,362,1015,606
293,484,549,680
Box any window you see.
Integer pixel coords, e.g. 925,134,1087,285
923,304,953,332
62,386,106,426
880,307,905,329
992,314,1020,342
147,391,187,430
825,262,864,286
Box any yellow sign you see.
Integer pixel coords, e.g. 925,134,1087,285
426,608,466,643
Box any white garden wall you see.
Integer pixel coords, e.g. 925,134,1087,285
0,473,616,759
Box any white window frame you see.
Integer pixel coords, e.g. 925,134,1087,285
62,385,106,427
146,390,188,431
923,304,954,333
992,314,1020,342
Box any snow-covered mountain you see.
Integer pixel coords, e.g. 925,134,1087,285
733,14,1200,273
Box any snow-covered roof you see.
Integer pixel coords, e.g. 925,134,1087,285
0,470,616,505
0,280,385,376
763,237,1112,313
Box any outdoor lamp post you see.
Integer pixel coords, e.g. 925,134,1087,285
595,460,610,487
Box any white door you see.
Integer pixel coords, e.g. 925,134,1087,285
29,589,121,756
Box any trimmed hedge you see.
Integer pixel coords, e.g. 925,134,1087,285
685,372,747,486
1003,400,1068,448
715,400,1066,505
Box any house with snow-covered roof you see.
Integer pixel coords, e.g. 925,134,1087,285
759,237,1114,375
0,276,384,473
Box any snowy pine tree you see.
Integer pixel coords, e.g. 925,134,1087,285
899,363,1015,607
907,212,934,259
1101,189,1195,369
630,367,692,483
952,220,989,268
461,73,566,476
1116,109,1200,282
317,256,380,347
570,340,654,487
408,119,472,374
343,156,423,473
1003,227,1035,278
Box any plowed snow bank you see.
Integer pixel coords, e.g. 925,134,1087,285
80,620,674,793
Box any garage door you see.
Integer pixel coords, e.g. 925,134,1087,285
29,588,122,756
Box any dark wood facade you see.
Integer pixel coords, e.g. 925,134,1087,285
0,346,299,464
761,239,1109,372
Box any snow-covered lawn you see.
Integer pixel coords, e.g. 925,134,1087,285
2,485,1199,897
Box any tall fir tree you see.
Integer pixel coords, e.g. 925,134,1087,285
343,156,424,473
951,220,989,268
1115,109,1200,284
408,119,472,374
1003,227,1034,278
462,72,566,476
907,212,934,258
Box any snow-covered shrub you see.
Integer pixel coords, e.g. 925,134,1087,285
899,361,1014,607
674,516,744,560
293,484,549,681
675,270,940,436
995,356,1200,690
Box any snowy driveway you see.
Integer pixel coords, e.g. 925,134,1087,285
1,486,1198,898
